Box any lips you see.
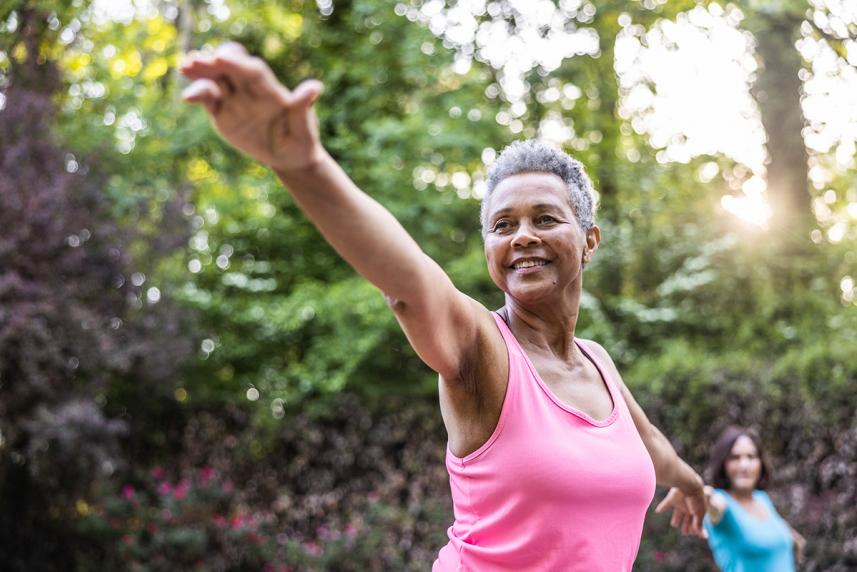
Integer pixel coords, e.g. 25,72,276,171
510,257,550,271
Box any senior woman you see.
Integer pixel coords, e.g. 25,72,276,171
181,43,707,571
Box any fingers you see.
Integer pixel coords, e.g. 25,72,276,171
681,514,691,536
655,488,677,514
215,41,248,57
180,45,293,110
688,513,699,536
291,79,324,109
181,52,264,83
683,501,707,539
182,79,223,114
690,516,708,539
180,45,271,87
684,494,707,538
657,487,709,539
283,78,323,144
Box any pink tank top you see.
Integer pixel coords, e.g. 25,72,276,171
433,313,656,571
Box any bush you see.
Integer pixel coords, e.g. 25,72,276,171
74,395,452,571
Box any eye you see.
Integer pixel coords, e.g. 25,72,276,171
537,214,557,225
491,219,512,233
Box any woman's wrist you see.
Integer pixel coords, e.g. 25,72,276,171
677,462,704,495
272,145,330,180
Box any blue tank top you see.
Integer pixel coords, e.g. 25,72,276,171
703,489,794,572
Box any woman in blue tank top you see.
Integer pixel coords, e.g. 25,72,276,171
703,426,806,572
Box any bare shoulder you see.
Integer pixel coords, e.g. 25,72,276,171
578,338,620,372
579,338,633,394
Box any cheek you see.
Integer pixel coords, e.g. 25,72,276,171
484,244,505,281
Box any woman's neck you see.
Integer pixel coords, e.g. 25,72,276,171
728,487,755,503
502,298,583,363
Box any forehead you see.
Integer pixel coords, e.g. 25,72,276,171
729,435,758,455
488,172,569,215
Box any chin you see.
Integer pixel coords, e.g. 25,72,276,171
732,481,758,492
508,288,555,306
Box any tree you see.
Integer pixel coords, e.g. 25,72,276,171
0,7,192,568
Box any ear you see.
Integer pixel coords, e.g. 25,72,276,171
583,225,601,264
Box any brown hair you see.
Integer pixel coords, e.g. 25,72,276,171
706,426,772,490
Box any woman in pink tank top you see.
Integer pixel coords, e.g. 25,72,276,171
182,50,707,571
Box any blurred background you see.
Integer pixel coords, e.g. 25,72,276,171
1,0,856,570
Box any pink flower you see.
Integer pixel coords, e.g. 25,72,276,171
303,542,323,557
222,480,234,493
276,532,289,545
198,466,215,484
317,525,340,541
122,534,134,545
157,482,173,496
230,514,246,530
150,466,166,480
212,514,227,529
654,550,668,562
121,484,136,500
173,480,190,501
345,523,359,539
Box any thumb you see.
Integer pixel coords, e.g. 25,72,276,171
288,79,324,142
291,79,324,109
655,491,673,513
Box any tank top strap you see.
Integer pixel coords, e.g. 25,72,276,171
573,338,620,395
572,338,626,426
491,311,526,359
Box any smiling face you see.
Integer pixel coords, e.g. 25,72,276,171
725,435,763,494
483,172,599,304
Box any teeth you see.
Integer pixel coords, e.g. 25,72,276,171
514,259,547,269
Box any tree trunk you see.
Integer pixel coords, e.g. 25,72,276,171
748,12,811,228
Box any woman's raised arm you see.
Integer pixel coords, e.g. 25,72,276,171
180,43,487,381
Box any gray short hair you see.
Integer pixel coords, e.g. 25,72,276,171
480,140,597,234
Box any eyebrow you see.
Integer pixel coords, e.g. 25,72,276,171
489,203,565,219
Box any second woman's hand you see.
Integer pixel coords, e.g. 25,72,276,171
180,42,325,173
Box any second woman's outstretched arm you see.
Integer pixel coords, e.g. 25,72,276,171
181,43,484,381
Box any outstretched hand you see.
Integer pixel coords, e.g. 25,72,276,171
655,485,709,539
180,42,325,173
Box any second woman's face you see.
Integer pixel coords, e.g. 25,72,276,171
483,172,597,304
725,435,762,493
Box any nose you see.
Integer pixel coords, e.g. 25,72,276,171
511,220,541,248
